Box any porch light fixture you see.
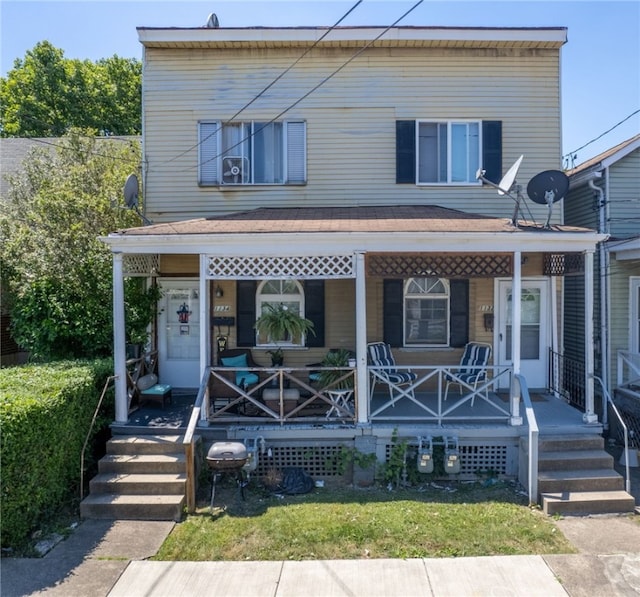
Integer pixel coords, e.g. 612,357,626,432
215,285,224,298
417,436,434,474
444,436,461,475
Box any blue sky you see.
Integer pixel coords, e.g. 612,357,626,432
1,0,638,166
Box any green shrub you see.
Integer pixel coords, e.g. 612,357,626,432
0,359,114,549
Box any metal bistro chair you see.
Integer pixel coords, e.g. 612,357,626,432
367,342,417,406
444,342,492,406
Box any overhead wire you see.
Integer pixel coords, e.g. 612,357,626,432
158,0,365,166
186,0,425,173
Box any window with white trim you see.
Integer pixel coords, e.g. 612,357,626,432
256,280,306,347
417,120,480,184
199,120,306,185
404,277,450,346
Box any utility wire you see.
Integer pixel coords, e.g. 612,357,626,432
192,0,424,173
159,0,364,166
563,108,640,167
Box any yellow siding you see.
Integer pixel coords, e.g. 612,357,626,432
143,46,562,222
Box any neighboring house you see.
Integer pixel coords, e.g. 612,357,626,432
99,25,612,497
564,134,640,438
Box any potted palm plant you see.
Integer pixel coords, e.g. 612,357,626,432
317,349,354,390
254,303,315,366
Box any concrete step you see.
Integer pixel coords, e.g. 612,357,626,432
98,453,186,474
89,472,187,495
541,490,636,515
79,493,184,521
538,434,604,452
537,468,625,494
107,434,184,456
538,449,613,471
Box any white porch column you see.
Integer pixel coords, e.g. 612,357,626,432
510,251,523,425
354,252,369,424
113,252,128,423
583,250,598,423
199,255,210,423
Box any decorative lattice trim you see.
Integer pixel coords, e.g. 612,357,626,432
123,254,159,277
253,444,347,478
206,255,355,279
543,253,584,276
367,253,512,279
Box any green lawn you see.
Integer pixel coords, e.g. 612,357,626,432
155,480,574,561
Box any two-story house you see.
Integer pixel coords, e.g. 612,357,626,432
94,25,634,516
564,134,640,448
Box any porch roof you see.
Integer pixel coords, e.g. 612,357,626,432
102,205,605,254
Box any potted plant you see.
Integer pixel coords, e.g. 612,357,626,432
124,279,163,358
254,303,315,366
317,349,354,390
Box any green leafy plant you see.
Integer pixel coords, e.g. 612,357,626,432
124,280,163,346
254,303,315,365
326,445,377,476
317,349,354,390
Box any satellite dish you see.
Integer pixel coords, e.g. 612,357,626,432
526,170,569,228
476,155,526,226
497,155,523,195
206,13,219,28
123,174,139,209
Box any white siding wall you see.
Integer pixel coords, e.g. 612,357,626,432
142,46,562,222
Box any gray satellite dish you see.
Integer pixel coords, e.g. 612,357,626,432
122,173,152,225
476,155,526,226
526,170,569,228
206,13,219,28
123,174,139,209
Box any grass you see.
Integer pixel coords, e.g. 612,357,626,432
154,478,575,561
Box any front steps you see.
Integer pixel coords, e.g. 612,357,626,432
80,435,187,521
538,435,636,516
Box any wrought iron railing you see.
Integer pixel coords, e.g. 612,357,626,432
549,349,585,410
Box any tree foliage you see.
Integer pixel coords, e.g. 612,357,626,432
0,129,142,359
0,41,141,137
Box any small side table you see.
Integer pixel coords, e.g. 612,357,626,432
325,389,354,418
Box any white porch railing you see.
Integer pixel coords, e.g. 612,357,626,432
368,365,514,424
514,374,539,505
617,350,640,390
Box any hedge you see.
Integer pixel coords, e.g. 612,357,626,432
0,359,114,548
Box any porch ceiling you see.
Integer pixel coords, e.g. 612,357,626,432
102,205,605,255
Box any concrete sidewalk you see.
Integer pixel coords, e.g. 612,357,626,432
2,515,639,597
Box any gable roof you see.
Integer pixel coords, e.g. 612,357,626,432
567,133,640,179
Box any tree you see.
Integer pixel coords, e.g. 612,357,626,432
0,41,141,137
0,129,143,359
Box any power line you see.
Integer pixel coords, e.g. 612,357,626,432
159,0,364,167
191,0,425,174
563,108,640,167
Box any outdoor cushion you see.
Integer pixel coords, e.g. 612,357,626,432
137,373,158,391
221,353,258,388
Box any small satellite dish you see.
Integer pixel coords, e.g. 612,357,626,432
526,170,569,228
497,155,523,195
206,13,219,28
123,174,139,209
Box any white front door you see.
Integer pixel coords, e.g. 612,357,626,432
496,278,550,390
158,279,200,388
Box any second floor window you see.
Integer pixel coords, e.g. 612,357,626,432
199,120,306,186
418,121,480,184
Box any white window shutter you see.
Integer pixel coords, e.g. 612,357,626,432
199,122,219,184
286,121,306,183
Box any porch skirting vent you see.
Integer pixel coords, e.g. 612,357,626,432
206,255,355,279
251,443,348,479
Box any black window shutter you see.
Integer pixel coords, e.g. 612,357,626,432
383,279,404,347
449,279,469,348
304,280,325,347
396,120,416,184
482,121,502,184
236,280,257,347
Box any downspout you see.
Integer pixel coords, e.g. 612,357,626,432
589,174,608,427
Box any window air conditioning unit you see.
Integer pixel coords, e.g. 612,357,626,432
222,156,248,184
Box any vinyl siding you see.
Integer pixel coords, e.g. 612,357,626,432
142,45,562,222
607,148,640,239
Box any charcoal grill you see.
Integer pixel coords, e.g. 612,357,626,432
206,442,248,509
